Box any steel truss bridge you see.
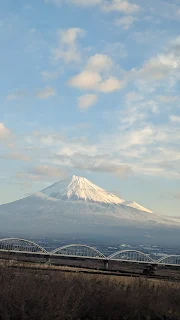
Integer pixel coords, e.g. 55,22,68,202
0,238,180,266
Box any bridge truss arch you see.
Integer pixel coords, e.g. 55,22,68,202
157,255,180,265
0,238,47,254
52,244,106,258
108,250,154,262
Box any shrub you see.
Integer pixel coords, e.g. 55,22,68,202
0,267,180,320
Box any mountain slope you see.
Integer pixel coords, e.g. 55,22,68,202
0,175,179,242
42,175,125,204
123,201,153,213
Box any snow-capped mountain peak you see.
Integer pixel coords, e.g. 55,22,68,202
1,174,179,241
42,175,125,205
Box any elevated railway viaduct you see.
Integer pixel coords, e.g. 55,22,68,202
0,238,180,278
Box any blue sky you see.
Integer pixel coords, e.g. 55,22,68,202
0,0,180,216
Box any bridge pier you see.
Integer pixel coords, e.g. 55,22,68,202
103,259,109,270
46,255,51,265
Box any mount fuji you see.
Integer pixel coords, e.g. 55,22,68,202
0,175,179,244
42,175,125,205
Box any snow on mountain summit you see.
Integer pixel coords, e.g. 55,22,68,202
1,174,179,238
41,175,153,213
42,175,125,205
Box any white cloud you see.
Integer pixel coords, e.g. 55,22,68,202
128,126,154,146
68,71,124,93
158,95,178,104
86,54,113,72
77,94,98,110
101,119,180,179
138,57,171,81
7,87,57,100
24,130,97,158
45,0,141,15
54,153,133,177
45,0,101,6
17,165,67,182
124,92,159,118
170,115,180,123
136,37,180,84
31,165,66,178
17,173,43,182
36,86,56,99
159,53,179,69
1,152,31,162
0,123,12,141
70,0,101,5
68,51,126,93
99,77,125,92
102,0,140,14
53,47,81,63
40,134,65,146
125,91,143,103
137,0,180,22
16,112,180,181
87,163,133,176
46,0,141,15
68,71,102,90
52,28,84,63
115,15,137,29
58,28,84,46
